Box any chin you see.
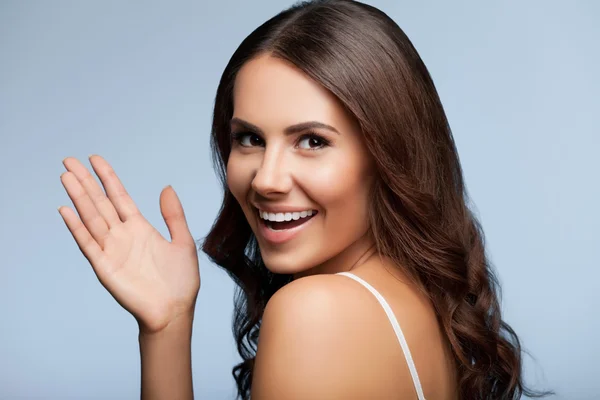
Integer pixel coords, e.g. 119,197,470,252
260,248,330,279
261,253,308,275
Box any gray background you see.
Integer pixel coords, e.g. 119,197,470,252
1,1,598,399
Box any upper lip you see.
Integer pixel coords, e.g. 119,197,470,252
252,203,318,214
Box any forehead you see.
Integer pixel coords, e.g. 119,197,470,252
232,54,356,133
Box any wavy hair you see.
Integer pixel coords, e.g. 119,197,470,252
202,1,552,398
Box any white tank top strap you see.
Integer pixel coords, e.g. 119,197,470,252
336,271,426,400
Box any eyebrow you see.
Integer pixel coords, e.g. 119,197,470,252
230,117,340,135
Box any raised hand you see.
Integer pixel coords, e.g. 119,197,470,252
58,155,200,335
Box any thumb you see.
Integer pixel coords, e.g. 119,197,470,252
159,185,193,245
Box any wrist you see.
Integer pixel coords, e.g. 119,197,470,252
138,309,195,340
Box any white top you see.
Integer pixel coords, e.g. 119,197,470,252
336,271,426,400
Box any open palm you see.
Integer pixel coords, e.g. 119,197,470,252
58,155,200,334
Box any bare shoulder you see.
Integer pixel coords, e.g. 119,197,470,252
251,273,418,400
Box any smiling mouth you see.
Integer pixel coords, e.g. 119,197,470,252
255,207,318,230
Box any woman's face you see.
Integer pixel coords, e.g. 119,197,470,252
226,54,375,278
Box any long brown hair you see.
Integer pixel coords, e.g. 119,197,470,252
202,1,552,398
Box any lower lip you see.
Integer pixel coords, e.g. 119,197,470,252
257,210,317,244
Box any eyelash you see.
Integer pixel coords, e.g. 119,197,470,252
230,131,331,151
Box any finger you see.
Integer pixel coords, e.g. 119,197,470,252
88,155,141,222
63,157,122,230
60,170,113,248
58,205,106,274
160,185,193,245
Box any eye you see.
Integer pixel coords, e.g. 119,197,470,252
297,133,330,150
232,132,264,147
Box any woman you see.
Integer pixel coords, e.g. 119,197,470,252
58,0,551,399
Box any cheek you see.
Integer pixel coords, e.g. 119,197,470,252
226,153,252,204
301,155,371,227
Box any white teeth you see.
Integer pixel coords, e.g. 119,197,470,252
259,209,317,222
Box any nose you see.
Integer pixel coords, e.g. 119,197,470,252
251,146,293,197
